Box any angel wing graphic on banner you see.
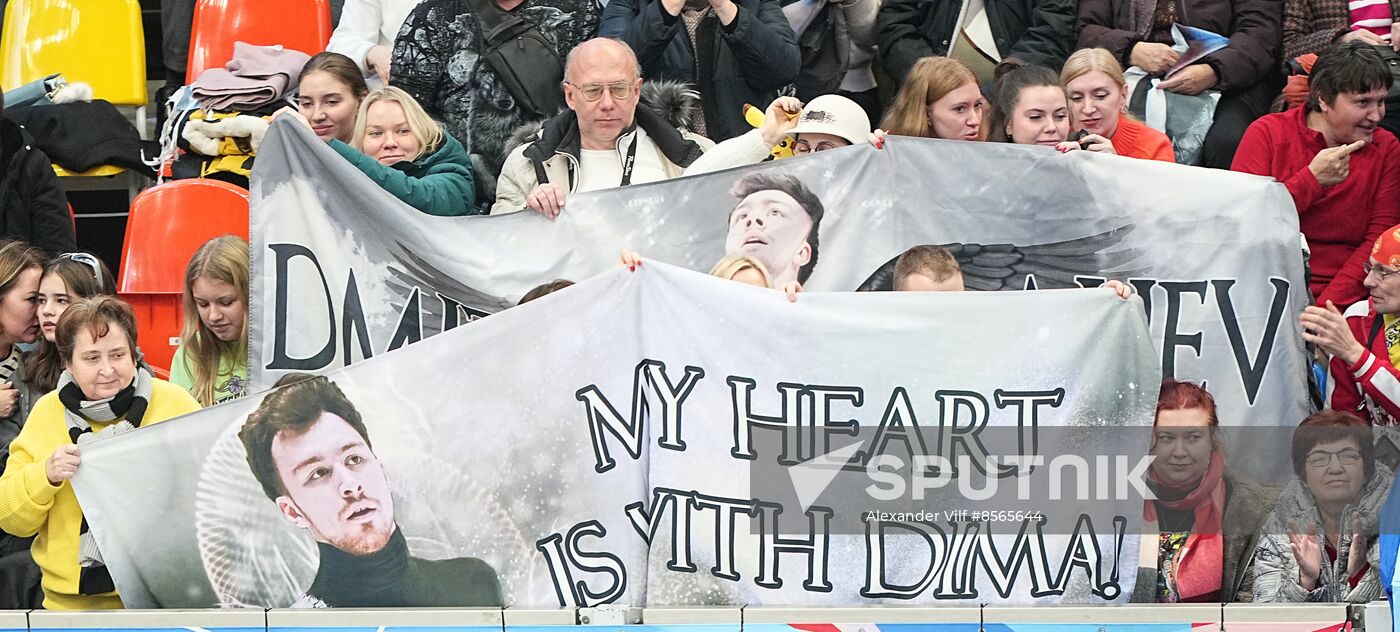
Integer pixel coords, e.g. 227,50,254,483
855,227,1147,292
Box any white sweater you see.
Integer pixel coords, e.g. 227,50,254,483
326,0,423,77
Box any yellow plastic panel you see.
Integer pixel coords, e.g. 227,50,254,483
53,163,123,177
0,0,147,107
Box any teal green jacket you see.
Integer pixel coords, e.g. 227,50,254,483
330,132,477,216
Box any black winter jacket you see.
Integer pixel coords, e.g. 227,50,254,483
599,0,800,142
0,119,74,257
876,0,1075,84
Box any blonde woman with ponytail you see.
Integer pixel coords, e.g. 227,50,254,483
170,236,249,407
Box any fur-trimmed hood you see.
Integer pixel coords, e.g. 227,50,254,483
503,79,699,158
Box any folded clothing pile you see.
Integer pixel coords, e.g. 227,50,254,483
190,42,311,111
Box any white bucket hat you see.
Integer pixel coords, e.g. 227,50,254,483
786,94,871,146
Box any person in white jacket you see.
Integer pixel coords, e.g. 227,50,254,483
685,93,872,175
326,0,422,85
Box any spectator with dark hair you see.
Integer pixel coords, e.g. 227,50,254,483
493,39,713,217
1301,223,1400,425
686,94,873,174
1233,40,1400,308
1134,380,1276,603
1254,410,1391,602
392,0,601,197
23,253,116,397
238,376,501,607
518,280,576,305
881,57,986,141
724,172,824,288
876,0,1074,86
0,296,199,609
327,0,423,86
296,53,371,144
0,90,75,256
1076,0,1283,169
894,245,965,291
598,0,800,142
987,65,1117,153
1062,48,1176,162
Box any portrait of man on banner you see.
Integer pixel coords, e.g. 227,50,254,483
724,172,826,287
238,375,502,608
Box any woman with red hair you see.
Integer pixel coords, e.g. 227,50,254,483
1134,379,1277,602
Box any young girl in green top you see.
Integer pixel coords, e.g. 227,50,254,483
170,236,249,407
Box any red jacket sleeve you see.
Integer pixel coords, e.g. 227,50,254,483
1339,349,1400,423
1231,118,1324,217
1317,143,1400,307
1331,352,1363,415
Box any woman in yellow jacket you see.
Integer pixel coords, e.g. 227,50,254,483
0,297,198,609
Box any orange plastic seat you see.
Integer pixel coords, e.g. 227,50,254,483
186,0,332,83
119,180,249,373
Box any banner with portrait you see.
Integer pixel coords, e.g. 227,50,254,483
75,262,1159,608
248,119,1312,435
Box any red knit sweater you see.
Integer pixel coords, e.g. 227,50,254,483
1111,117,1176,162
1231,106,1400,307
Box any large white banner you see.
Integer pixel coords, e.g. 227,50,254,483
75,263,1159,608
249,120,1311,432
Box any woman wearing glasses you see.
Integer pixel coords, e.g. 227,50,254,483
1253,411,1392,602
276,87,476,216
1302,224,1400,427
20,253,116,396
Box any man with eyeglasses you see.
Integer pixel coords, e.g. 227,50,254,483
686,93,874,175
1303,223,1400,426
492,38,714,217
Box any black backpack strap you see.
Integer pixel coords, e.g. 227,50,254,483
464,0,507,36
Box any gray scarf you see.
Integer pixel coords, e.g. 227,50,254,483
59,366,153,569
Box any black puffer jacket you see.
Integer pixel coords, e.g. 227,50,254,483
0,119,74,257
599,0,800,142
876,0,1075,84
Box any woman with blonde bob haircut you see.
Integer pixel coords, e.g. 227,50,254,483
171,236,249,407
1061,49,1176,162
617,253,799,301
710,256,773,288
276,86,476,216
881,57,986,142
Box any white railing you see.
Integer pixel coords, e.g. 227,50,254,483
0,603,1388,631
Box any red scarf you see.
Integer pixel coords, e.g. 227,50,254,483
1144,450,1226,601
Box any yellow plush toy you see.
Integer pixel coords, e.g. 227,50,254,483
742,103,795,161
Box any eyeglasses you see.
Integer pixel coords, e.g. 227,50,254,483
792,139,842,155
58,252,104,288
1305,449,1364,468
1364,260,1400,280
565,80,638,102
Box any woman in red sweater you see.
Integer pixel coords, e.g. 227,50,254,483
1061,48,1176,163
1232,41,1400,308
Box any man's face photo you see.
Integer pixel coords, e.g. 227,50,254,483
271,412,397,556
725,189,814,286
